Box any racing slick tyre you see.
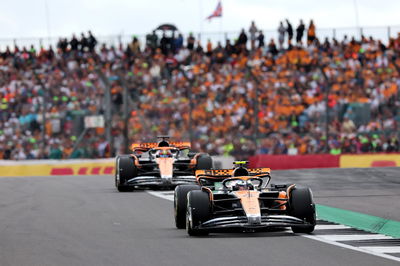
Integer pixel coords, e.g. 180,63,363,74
186,190,211,236
174,185,201,229
289,187,316,233
196,154,213,170
115,155,138,192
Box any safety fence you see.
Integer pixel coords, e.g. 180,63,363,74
2,24,400,50
0,159,115,177
0,154,398,177
249,153,400,170
0,156,235,177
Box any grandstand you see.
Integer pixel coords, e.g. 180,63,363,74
0,21,399,160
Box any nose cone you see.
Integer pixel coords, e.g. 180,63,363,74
156,157,174,178
234,191,262,225
247,215,261,224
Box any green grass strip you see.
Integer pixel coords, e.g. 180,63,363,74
316,204,400,238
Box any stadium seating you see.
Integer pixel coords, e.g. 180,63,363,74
0,28,399,159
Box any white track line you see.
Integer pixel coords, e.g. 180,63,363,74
314,224,351,230
318,234,392,241
147,191,400,263
147,191,174,201
361,246,400,254
303,235,400,263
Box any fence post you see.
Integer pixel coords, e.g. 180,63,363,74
388,26,391,41
247,66,261,151
179,67,195,147
33,70,48,150
333,28,336,40
118,35,122,46
96,68,114,157
360,27,363,39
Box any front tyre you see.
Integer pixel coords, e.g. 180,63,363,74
186,190,211,236
115,155,137,192
289,187,316,233
174,185,201,229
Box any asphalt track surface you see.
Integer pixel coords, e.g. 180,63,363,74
0,168,399,266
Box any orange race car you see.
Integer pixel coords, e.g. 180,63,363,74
115,136,212,192
173,161,316,236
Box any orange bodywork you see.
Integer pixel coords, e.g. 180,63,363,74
131,146,196,171
233,190,261,216
277,191,287,210
155,157,174,177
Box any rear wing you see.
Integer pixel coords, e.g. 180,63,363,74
130,141,191,151
195,168,271,179
196,169,233,179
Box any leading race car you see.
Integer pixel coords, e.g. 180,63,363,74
174,161,316,236
115,136,213,192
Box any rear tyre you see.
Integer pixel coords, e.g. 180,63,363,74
289,187,316,233
186,190,211,236
115,155,138,192
174,185,201,229
196,154,213,170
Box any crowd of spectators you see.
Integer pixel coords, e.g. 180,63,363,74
0,21,400,160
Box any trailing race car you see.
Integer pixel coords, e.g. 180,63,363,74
115,136,212,192
174,161,316,236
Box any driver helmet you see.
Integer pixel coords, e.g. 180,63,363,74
160,149,172,157
232,180,255,191
233,180,247,191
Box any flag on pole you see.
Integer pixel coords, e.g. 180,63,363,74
206,1,222,21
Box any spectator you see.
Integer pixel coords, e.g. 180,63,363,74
267,39,278,56
87,31,97,52
174,33,184,51
187,33,195,50
80,33,88,52
146,30,158,52
286,19,293,47
160,33,169,55
296,19,305,44
129,36,141,55
249,21,258,50
70,34,79,51
49,143,62,159
257,30,265,48
237,28,248,47
307,19,316,45
57,38,68,53
278,21,286,50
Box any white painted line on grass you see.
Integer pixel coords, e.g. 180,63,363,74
318,234,392,241
314,224,351,230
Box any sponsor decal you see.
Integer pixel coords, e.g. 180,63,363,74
0,161,115,177
340,154,400,168
49,165,115,176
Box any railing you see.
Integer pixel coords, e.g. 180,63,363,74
1,25,400,50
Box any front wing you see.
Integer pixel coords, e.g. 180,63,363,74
125,175,196,187
197,215,312,231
